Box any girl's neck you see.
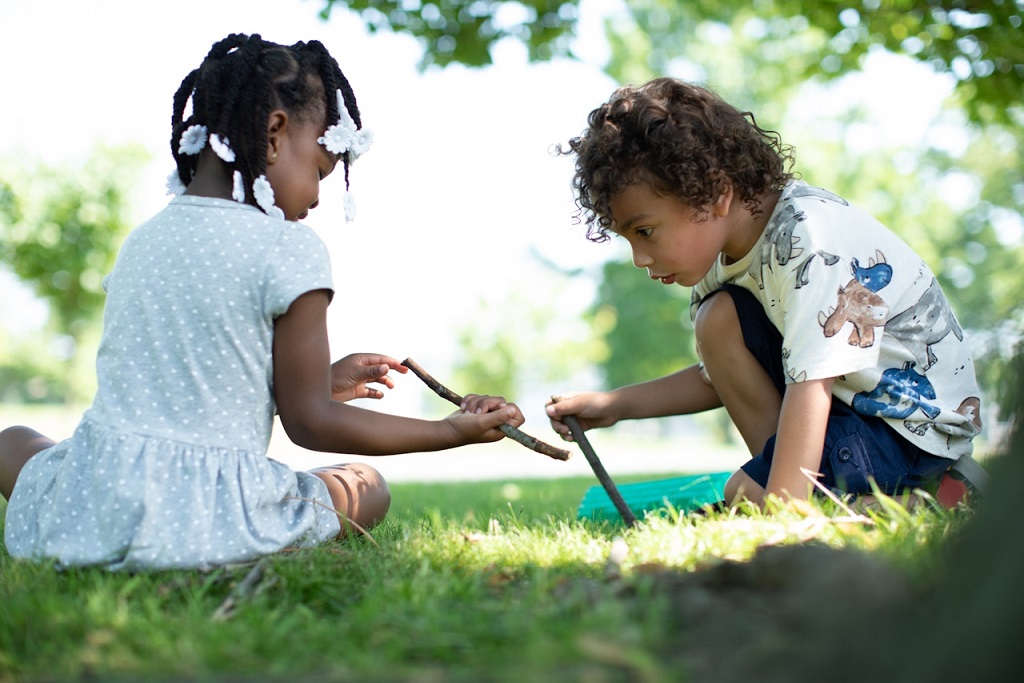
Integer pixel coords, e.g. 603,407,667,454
183,151,234,202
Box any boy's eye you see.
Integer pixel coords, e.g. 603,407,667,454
636,227,653,238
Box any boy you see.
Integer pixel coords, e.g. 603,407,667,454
545,78,985,509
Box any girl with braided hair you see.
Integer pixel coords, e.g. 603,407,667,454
0,33,524,570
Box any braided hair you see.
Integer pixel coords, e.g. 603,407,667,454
170,33,362,210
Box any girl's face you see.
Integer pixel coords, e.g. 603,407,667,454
265,114,339,221
608,183,731,287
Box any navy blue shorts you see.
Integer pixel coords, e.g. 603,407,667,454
706,285,950,497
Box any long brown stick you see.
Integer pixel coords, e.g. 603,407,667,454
401,358,571,461
551,396,638,527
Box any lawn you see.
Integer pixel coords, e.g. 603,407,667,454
0,467,1013,682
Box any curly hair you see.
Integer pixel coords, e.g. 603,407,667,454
169,33,362,210
562,78,795,242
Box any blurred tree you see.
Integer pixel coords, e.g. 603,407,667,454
358,0,1021,426
452,277,605,403
0,144,148,403
589,258,695,390
321,1,1023,126
319,0,579,68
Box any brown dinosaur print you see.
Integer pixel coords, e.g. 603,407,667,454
818,279,890,348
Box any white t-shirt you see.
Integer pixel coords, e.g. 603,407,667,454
691,180,982,459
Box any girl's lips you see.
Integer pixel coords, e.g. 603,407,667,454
652,274,677,285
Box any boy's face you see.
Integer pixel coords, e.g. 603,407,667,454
609,183,729,287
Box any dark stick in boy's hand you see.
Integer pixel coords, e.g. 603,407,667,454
551,395,638,528
401,358,572,461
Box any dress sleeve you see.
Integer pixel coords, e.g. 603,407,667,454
263,223,334,319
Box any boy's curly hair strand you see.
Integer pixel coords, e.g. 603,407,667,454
563,78,795,242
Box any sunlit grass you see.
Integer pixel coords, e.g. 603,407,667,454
0,477,972,682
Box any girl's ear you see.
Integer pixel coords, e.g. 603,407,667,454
266,109,289,164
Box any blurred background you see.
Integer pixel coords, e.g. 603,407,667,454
1,0,1021,482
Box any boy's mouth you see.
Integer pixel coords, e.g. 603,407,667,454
652,274,676,285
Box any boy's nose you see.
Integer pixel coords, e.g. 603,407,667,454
631,249,652,269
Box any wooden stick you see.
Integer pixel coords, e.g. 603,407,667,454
401,358,571,461
551,396,638,527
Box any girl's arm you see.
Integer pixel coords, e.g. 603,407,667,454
272,290,522,455
764,377,834,501
546,364,722,439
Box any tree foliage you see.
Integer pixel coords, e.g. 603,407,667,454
323,0,1023,126
320,0,579,68
0,145,147,402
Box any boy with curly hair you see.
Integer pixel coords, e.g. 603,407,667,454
545,78,985,509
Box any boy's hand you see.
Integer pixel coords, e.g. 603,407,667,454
545,392,618,441
330,353,408,402
443,394,525,444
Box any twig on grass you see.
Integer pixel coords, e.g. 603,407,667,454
550,395,638,528
212,557,273,621
401,357,572,461
285,496,379,546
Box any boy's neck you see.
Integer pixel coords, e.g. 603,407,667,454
723,189,782,265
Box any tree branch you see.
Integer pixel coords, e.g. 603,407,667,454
551,396,638,527
401,358,571,462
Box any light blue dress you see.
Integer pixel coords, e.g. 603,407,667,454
4,196,341,570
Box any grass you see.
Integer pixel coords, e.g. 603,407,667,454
0,474,973,683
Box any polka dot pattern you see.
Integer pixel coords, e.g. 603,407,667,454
5,196,341,570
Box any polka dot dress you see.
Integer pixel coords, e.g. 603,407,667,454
4,196,341,570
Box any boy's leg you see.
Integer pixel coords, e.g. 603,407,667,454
0,426,55,500
309,462,391,537
694,286,784,457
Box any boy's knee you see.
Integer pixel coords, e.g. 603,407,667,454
694,291,740,340
725,468,764,506
694,290,741,347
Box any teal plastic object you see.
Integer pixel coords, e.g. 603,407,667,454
577,471,732,521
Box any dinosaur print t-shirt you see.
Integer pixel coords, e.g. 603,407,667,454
691,180,982,459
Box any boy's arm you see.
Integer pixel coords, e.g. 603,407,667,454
764,377,834,501
612,364,723,419
547,364,722,439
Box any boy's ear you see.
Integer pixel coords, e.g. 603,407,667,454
266,109,289,163
711,178,734,217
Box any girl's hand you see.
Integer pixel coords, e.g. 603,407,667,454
330,353,408,402
544,392,619,441
444,394,525,444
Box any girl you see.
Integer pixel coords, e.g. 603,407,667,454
0,33,524,570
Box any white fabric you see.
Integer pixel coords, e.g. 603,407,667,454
5,196,341,569
691,181,982,459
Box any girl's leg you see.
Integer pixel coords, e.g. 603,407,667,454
310,462,391,537
0,426,55,500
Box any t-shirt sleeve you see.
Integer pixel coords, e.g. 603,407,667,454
263,223,334,319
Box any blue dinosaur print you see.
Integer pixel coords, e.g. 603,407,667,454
851,253,892,292
852,361,941,420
